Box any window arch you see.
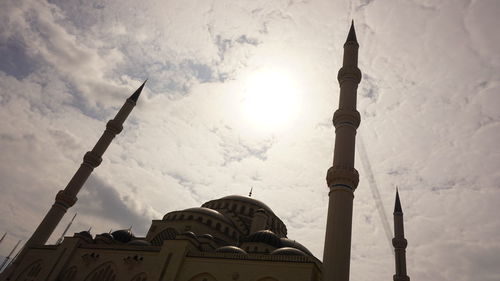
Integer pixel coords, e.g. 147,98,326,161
131,272,147,281
188,272,217,281
256,278,279,281
15,259,43,281
84,262,117,281
58,265,77,281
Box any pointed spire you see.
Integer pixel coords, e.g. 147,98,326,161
128,80,147,102
394,188,403,213
249,187,253,197
346,20,358,44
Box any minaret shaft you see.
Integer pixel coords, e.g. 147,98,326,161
323,22,361,281
25,83,144,247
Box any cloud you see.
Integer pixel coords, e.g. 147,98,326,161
0,0,499,280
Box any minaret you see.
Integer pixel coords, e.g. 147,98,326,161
323,21,361,281
25,81,146,247
393,190,410,281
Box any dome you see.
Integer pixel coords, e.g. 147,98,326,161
74,230,92,241
97,233,113,240
205,195,275,215
166,207,233,225
179,231,197,240
94,233,113,244
280,238,313,256
245,230,281,248
198,234,214,240
127,240,152,246
271,247,307,256
111,229,135,243
215,246,248,254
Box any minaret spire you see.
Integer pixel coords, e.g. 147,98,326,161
393,189,410,281
346,20,358,44
323,21,362,281
24,81,146,247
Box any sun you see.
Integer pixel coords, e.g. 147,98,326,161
243,68,301,130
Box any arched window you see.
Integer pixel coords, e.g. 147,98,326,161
188,215,194,220
15,260,43,281
84,262,117,281
188,272,217,281
240,205,246,214
256,278,279,281
59,266,77,281
131,272,147,281
206,219,212,226
216,223,221,230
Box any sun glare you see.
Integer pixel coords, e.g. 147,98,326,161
243,68,301,130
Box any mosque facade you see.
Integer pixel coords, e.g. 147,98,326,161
0,23,410,281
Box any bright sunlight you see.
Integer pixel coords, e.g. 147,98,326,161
243,68,301,130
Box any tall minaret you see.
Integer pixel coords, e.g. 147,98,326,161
25,81,146,247
323,21,361,281
393,190,410,281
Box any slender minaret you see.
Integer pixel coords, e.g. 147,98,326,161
25,81,146,247
393,189,410,281
0,240,21,272
56,213,77,245
0,233,6,246
323,21,361,281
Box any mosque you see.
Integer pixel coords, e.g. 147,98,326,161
0,23,410,281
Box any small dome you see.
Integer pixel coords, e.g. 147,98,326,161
74,230,92,240
215,246,248,254
270,247,306,256
112,229,135,243
94,233,113,244
179,231,197,240
246,230,281,248
280,238,313,256
127,240,152,246
198,234,214,240
98,233,113,240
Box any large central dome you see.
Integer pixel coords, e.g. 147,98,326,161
201,195,287,237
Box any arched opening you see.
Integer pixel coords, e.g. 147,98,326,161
131,272,147,281
188,272,217,281
15,260,43,281
84,262,117,281
58,266,77,281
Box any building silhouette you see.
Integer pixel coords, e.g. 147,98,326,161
0,22,410,281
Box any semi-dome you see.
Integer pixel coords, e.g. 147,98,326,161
245,230,281,248
270,247,307,256
112,229,135,243
280,238,313,256
215,246,248,254
127,240,152,246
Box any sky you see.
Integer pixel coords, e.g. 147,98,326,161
0,0,499,280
